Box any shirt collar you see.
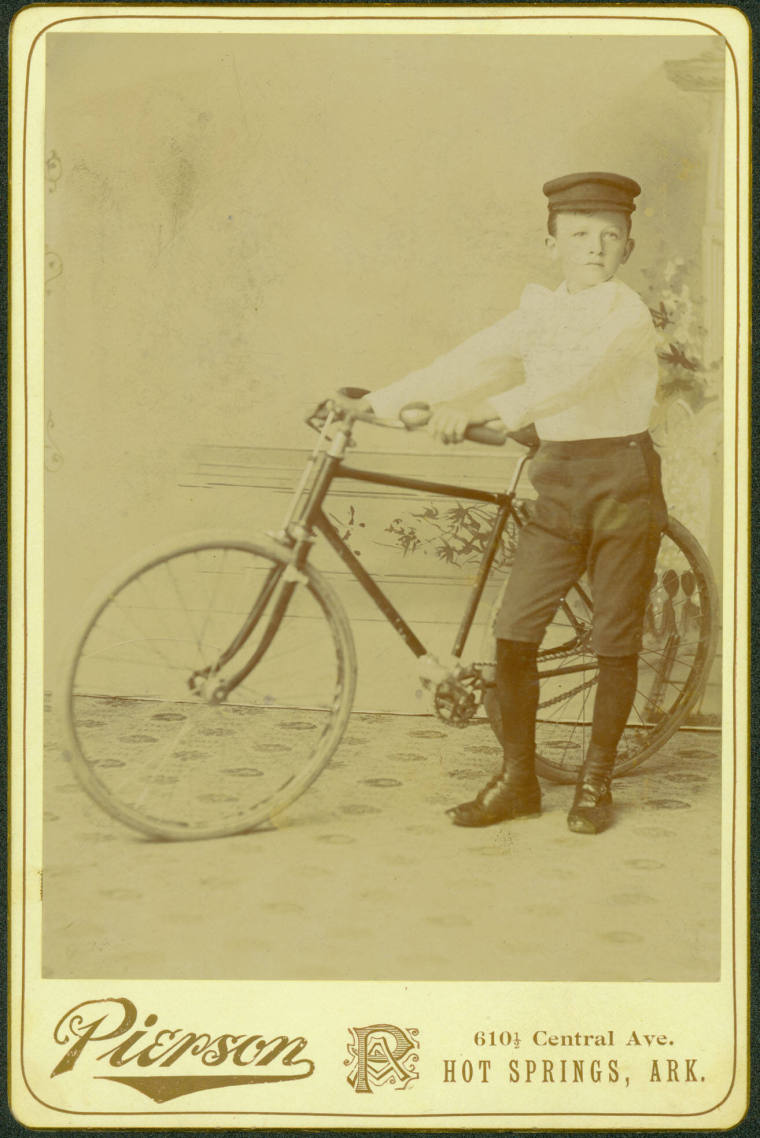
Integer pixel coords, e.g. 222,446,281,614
519,278,619,324
555,278,618,302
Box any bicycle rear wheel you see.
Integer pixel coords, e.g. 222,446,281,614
483,517,718,783
62,534,356,839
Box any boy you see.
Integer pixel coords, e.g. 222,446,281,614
353,172,666,835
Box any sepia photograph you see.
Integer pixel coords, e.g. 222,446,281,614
42,22,727,982
10,5,749,1128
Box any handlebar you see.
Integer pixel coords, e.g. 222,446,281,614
398,403,540,452
397,402,508,447
308,390,539,453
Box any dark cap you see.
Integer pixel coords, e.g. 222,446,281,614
543,171,642,216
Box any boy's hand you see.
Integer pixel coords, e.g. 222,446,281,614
331,389,373,416
308,389,373,432
429,399,500,444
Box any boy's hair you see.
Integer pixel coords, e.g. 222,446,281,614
547,209,633,238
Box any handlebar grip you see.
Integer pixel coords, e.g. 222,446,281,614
507,422,540,450
337,386,371,401
463,423,508,446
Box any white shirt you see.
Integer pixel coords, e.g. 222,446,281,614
369,278,659,441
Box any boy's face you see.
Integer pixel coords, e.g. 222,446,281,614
546,210,634,293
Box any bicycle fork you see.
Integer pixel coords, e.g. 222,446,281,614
188,417,346,705
187,563,304,704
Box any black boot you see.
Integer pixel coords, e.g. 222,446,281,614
447,743,541,827
567,743,615,834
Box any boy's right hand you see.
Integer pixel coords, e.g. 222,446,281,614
308,389,373,432
331,388,374,415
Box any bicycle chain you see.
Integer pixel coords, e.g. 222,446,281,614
469,646,599,713
536,673,598,710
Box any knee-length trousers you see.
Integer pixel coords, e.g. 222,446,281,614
494,432,668,657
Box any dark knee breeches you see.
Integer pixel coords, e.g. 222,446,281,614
495,432,668,656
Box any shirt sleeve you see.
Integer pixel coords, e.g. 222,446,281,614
486,298,657,429
368,308,524,420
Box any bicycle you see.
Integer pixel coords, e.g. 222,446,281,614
62,393,719,840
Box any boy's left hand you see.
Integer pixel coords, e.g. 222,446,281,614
429,399,500,444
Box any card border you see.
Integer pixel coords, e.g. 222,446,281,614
10,4,750,1126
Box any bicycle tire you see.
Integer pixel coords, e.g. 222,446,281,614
481,516,718,784
62,533,357,839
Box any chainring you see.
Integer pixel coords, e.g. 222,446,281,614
433,666,487,726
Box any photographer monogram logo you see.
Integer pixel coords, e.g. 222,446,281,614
346,1024,420,1093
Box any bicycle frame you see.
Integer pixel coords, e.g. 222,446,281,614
319,458,520,662
200,411,594,702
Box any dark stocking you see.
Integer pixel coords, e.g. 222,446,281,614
590,654,638,752
495,638,539,755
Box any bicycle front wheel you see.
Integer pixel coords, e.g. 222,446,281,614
483,517,718,783
62,535,356,839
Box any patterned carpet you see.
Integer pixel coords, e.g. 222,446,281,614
42,707,722,981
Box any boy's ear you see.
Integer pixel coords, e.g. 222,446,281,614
545,234,558,258
621,236,635,264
